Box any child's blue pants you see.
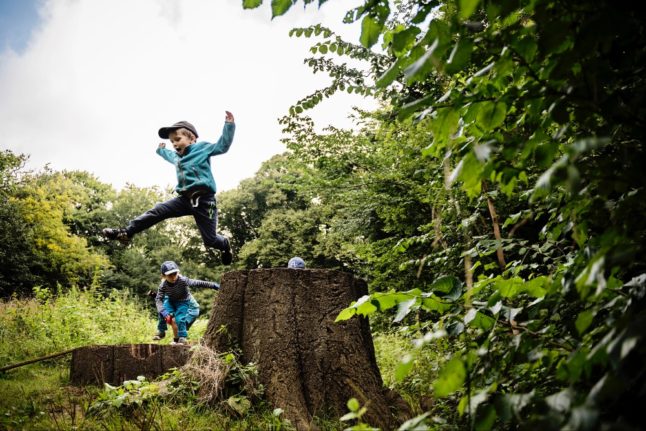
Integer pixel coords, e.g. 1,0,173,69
157,297,200,338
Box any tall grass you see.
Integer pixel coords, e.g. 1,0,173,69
0,286,155,365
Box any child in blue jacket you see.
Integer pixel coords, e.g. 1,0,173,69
154,260,219,345
102,112,235,264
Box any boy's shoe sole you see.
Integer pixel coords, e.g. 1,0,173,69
221,237,233,265
101,227,130,245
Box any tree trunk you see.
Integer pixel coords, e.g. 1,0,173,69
204,269,410,431
483,181,506,271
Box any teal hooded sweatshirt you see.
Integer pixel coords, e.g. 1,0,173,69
156,122,235,194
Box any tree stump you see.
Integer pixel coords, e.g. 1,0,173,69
204,269,410,430
70,344,190,386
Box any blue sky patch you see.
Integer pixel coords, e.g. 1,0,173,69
0,0,42,54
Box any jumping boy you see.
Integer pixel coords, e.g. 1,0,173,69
102,112,235,264
155,260,219,345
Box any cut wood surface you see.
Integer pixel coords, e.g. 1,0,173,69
204,269,411,431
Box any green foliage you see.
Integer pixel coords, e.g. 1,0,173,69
0,286,154,365
0,155,110,296
245,0,646,429
340,397,377,431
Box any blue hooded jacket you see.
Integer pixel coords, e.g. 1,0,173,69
156,122,235,194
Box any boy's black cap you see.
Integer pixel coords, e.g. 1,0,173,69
158,121,199,139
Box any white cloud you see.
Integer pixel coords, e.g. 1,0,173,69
0,0,377,192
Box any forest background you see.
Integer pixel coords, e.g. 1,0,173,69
1,0,645,430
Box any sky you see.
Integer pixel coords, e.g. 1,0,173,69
0,0,377,192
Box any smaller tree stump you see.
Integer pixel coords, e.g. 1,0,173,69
70,344,190,386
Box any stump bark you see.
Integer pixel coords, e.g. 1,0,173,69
69,344,190,386
203,269,410,430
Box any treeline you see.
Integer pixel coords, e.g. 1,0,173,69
0,150,224,301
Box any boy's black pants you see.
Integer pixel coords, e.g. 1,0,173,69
124,193,227,250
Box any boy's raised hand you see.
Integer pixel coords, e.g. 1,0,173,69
158,142,165,149
225,111,235,123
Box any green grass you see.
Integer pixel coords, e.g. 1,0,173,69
0,286,155,365
0,287,447,430
0,288,351,430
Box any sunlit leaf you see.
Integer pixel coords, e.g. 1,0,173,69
465,309,495,331
575,310,594,335
395,354,415,382
459,0,481,20
545,388,574,413
398,93,436,120
360,15,383,48
271,0,292,18
434,357,466,396
394,298,417,322
421,295,454,313
397,412,431,430
457,152,484,197
243,0,263,9
347,397,360,412
335,307,356,322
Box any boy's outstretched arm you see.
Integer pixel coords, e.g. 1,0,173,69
156,142,180,164
187,278,220,290
207,111,236,156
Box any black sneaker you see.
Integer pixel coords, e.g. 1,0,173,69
102,227,130,245
221,237,233,265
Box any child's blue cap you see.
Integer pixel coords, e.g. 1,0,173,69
287,257,306,269
161,261,180,275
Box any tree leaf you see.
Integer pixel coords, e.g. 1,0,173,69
421,295,454,313
431,275,463,301
360,15,383,48
394,298,417,322
271,0,293,18
476,101,507,131
404,39,439,83
376,57,406,88
242,0,263,9
431,108,460,144
391,26,421,56
457,152,484,197
395,354,415,382
574,310,594,335
335,307,356,322
434,357,466,396
459,0,481,20
347,397,360,412
445,38,474,74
